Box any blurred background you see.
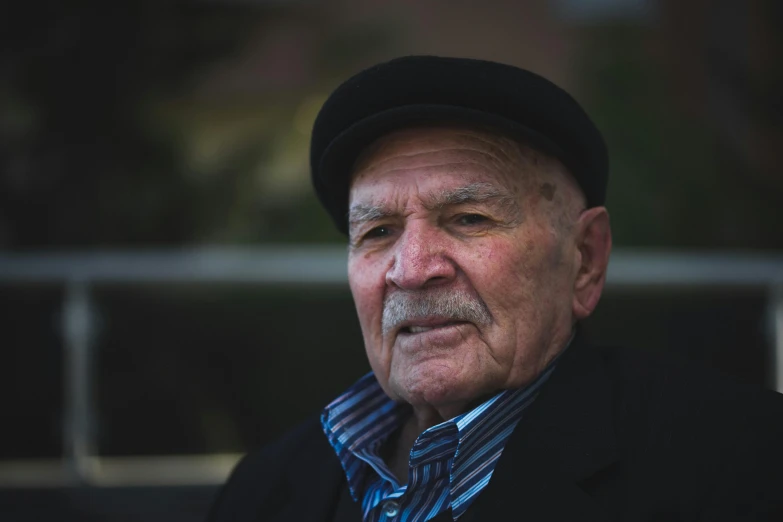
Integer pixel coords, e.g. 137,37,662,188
1,0,782,520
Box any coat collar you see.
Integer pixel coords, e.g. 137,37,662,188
464,329,619,521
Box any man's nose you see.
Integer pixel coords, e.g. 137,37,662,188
385,224,456,290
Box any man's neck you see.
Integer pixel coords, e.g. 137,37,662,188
383,397,485,484
383,415,420,485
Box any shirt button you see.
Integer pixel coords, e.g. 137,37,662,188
382,500,400,517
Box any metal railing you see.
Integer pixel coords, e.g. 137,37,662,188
1,246,782,488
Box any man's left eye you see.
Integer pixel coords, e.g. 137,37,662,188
456,214,489,226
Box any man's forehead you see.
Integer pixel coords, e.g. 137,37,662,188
349,125,535,205
350,181,510,212
348,158,525,218
352,124,521,175
346,123,584,222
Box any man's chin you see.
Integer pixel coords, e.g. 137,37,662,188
389,363,483,417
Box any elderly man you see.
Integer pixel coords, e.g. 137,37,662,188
209,57,783,522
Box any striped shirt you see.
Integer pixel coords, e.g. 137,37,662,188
321,360,559,522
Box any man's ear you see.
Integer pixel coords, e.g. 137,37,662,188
572,206,612,320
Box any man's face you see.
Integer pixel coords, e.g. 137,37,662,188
347,126,583,416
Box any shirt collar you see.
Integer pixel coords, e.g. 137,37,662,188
321,333,571,513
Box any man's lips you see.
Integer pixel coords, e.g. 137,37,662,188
397,318,470,335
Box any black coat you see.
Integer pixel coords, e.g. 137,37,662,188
208,335,783,522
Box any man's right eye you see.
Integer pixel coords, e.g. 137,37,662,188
363,225,391,240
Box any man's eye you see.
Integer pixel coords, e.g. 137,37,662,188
456,214,489,226
363,225,391,240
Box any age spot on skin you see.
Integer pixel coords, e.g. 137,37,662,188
540,182,556,202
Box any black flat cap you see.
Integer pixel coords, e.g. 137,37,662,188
310,55,608,234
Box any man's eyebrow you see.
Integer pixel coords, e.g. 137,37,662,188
423,182,520,216
348,203,396,228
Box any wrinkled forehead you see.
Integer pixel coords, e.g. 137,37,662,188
350,124,528,185
347,124,586,220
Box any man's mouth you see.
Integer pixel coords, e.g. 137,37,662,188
399,320,468,334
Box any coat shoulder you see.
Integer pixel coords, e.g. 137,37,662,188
597,343,783,426
595,344,783,518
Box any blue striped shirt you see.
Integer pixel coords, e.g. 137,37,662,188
321,360,559,522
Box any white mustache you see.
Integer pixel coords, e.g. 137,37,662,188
381,288,492,336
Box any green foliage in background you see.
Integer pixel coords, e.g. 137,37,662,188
2,5,780,249
581,24,783,250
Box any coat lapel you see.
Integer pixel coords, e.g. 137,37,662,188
466,332,619,521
